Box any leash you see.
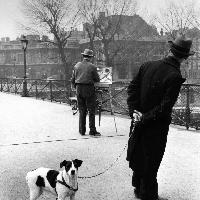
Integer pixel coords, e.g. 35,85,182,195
56,172,78,192
57,176,78,192
78,119,135,179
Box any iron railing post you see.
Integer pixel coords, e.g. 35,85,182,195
64,80,69,101
185,85,190,130
35,80,38,99
14,79,17,94
0,79,2,92
7,78,9,92
50,81,53,102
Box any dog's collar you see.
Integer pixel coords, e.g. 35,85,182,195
56,176,78,192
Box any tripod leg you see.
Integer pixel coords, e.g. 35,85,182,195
113,112,118,133
109,85,114,115
108,85,118,133
99,105,101,126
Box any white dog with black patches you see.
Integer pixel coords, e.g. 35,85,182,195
26,159,83,200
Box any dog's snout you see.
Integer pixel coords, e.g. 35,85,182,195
71,170,75,175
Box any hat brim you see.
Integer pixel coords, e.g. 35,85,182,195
81,53,94,57
168,41,195,56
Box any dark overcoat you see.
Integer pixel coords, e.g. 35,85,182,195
126,56,185,173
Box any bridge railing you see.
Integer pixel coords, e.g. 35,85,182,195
172,83,200,130
0,78,200,130
0,78,72,104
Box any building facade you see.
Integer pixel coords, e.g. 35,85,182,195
0,35,81,79
0,13,199,82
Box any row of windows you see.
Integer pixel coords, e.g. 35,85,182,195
0,51,60,65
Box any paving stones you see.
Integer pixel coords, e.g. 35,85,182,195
0,93,199,199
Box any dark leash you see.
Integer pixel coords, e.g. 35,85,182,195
54,173,78,200
78,118,135,179
78,140,128,179
55,172,78,197
56,176,78,192
129,118,135,137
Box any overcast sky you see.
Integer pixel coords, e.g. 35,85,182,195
0,0,199,40
0,0,22,39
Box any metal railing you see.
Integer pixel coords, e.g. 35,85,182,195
0,78,72,104
0,78,200,130
172,83,200,130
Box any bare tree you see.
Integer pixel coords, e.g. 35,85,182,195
78,0,138,67
152,1,200,82
77,0,100,52
21,0,80,79
154,1,200,39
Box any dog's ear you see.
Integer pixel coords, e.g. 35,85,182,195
60,160,72,170
73,159,83,168
60,160,67,168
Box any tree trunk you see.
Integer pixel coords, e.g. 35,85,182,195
57,44,70,81
102,40,110,67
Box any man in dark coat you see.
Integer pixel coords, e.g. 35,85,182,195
126,35,195,200
71,49,101,136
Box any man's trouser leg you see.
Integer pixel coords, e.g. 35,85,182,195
132,171,142,198
86,93,96,132
77,94,87,135
140,126,168,200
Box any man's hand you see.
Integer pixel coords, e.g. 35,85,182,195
132,110,142,122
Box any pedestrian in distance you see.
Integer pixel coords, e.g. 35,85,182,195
126,35,195,200
71,49,101,136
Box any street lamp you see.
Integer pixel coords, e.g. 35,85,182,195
21,35,29,97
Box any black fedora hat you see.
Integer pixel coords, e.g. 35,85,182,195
168,35,195,57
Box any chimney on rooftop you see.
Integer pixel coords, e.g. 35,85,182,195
99,12,105,19
160,28,164,36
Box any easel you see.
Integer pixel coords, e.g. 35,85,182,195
95,82,128,133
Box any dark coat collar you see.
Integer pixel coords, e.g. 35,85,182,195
163,56,181,72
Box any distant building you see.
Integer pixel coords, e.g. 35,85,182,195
26,35,40,41
82,13,159,41
81,13,166,80
0,37,81,79
1,37,10,42
80,39,167,80
0,15,199,82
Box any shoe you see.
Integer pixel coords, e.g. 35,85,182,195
141,196,167,200
89,131,101,136
79,132,85,136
